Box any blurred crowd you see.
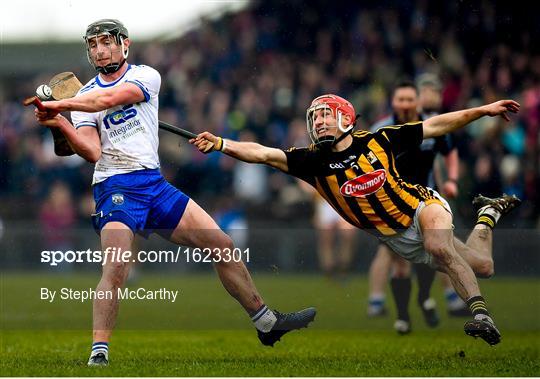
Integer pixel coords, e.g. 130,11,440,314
1,0,539,242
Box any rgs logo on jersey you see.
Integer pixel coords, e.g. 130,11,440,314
340,169,387,198
103,104,138,129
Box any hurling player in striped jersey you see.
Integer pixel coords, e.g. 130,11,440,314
191,94,521,346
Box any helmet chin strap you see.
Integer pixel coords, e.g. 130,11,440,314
332,127,353,146
314,125,353,151
316,127,352,152
96,58,126,74
331,111,353,146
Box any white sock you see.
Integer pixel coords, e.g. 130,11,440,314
422,298,437,310
369,293,385,302
478,205,502,223
251,305,277,333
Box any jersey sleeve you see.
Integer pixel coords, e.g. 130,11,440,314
369,116,393,133
283,147,317,183
71,109,98,130
376,122,424,155
434,134,455,156
126,65,161,103
69,78,99,130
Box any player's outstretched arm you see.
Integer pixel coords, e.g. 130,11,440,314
190,132,289,172
423,100,520,139
39,83,145,114
35,112,101,163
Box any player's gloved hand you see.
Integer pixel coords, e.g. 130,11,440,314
190,132,225,154
442,179,458,199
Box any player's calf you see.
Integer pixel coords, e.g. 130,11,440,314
101,261,131,288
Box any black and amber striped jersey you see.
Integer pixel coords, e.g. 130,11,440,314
284,122,443,237
370,114,454,187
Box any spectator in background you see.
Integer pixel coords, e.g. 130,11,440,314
0,216,4,242
313,195,357,281
473,154,503,198
233,130,269,204
500,155,523,198
39,181,77,266
214,197,248,250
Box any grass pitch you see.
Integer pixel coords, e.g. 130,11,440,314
1,272,539,376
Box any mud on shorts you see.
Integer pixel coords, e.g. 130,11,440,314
378,188,452,268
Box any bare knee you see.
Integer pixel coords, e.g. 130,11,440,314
101,262,130,288
426,240,494,278
209,233,236,263
215,234,234,251
475,258,494,278
424,238,453,262
425,239,460,274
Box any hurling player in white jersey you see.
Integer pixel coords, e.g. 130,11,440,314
35,19,315,367
73,62,161,184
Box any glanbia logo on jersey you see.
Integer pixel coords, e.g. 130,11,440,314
340,169,387,197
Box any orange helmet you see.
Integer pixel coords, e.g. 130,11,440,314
306,94,356,146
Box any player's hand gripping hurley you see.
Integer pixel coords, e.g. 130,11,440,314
24,71,203,156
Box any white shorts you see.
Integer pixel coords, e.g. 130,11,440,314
379,189,452,267
316,201,342,226
315,200,354,229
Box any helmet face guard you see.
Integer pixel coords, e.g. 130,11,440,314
306,94,356,147
306,102,340,147
84,19,129,75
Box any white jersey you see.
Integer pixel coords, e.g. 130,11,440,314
71,64,161,184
